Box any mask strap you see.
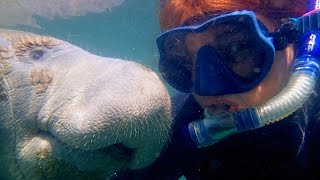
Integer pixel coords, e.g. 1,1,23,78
270,10,320,51
269,19,299,50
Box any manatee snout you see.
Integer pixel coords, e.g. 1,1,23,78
40,57,172,168
0,29,172,179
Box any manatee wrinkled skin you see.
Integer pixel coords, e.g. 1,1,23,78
0,29,172,179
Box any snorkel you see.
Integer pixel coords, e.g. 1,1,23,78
185,2,320,148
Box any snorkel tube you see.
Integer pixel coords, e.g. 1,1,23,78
185,2,320,148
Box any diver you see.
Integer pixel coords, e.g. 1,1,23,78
113,0,320,179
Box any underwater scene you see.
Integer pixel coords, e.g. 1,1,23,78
1,0,320,179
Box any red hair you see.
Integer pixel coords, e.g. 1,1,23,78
159,0,306,31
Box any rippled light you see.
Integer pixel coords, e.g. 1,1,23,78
0,0,125,27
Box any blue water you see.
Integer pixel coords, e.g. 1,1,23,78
13,0,161,71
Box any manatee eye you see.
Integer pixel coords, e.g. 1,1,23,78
31,50,45,60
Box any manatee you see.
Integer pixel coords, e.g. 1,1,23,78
0,29,172,179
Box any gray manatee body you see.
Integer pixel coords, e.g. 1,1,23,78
0,29,172,179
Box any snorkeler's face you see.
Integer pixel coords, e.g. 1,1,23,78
190,15,295,115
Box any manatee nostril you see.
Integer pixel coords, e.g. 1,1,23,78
99,143,135,163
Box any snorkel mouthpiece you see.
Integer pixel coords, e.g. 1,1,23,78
186,11,320,148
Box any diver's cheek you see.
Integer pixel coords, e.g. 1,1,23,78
191,93,209,108
235,87,268,108
234,50,290,107
285,44,295,66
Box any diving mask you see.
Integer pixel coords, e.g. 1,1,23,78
183,6,320,148
156,10,297,96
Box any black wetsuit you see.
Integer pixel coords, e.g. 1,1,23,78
114,82,320,180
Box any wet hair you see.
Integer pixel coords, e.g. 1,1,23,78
159,0,306,31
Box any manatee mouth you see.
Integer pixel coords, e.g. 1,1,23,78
98,143,135,163
33,131,136,170
17,134,137,179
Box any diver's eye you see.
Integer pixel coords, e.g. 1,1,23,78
31,50,45,60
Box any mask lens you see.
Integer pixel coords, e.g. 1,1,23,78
212,23,267,83
159,32,194,92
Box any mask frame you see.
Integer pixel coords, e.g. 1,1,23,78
157,10,279,95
